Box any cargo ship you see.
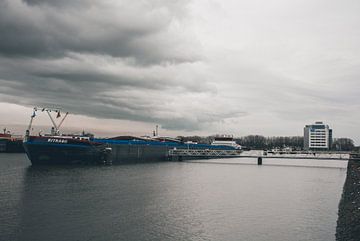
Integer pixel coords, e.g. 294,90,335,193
23,108,241,165
0,131,25,153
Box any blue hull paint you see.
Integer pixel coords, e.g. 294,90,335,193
24,142,103,165
24,136,239,165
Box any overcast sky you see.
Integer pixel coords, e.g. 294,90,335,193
0,0,359,143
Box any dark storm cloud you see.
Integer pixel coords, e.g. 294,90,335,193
0,0,236,131
0,69,235,131
11,0,360,136
23,0,84,6
0,0,197,64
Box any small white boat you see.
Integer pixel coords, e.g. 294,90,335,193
211,134,242,150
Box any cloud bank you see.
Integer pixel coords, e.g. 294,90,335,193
0,0,247,131
1,0,360,141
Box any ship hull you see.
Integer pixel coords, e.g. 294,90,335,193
23,137,174,165
24,143,174,165
0,139,25,153
25,145,101,165
23,136,105,165
24,143,103,165
108,143,170,163
24,136,241,165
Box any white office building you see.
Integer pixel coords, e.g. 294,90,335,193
304,121,332,150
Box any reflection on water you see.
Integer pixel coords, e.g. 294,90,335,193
0,154,28,241
0,154,347,241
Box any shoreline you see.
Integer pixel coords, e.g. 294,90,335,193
336,158,360,241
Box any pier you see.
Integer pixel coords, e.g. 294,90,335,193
169,148,355,164
169,149,242,158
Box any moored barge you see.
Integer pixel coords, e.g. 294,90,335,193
23,108,241,165
0,132,25,153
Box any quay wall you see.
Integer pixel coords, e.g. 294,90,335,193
336,158,360,241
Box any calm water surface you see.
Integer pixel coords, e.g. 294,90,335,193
0,154,347,241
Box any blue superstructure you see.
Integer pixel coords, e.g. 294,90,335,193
93,138,237,150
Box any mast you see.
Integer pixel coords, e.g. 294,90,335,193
57,112,69,130
46,109,58,132
25,107,68,137
26,108,36,132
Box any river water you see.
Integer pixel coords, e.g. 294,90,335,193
0,153,347,241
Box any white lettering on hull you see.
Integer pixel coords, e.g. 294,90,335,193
47,139,68,144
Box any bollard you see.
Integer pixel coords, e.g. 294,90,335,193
257,157,262,165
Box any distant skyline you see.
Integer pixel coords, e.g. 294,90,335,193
0,0,359,144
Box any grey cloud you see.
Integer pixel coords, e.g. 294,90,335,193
5,0,358,139
0,0,241,133
0,0,199,64
23,0,85,7
0,51,237,131
0,54,213,93
0,0,229,131
0,79,231,131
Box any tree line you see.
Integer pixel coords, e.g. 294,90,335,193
235,135,304,150
177,135,357,151
236,136,356,151
332,138,355,151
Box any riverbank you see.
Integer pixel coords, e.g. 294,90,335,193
336,158,360,241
